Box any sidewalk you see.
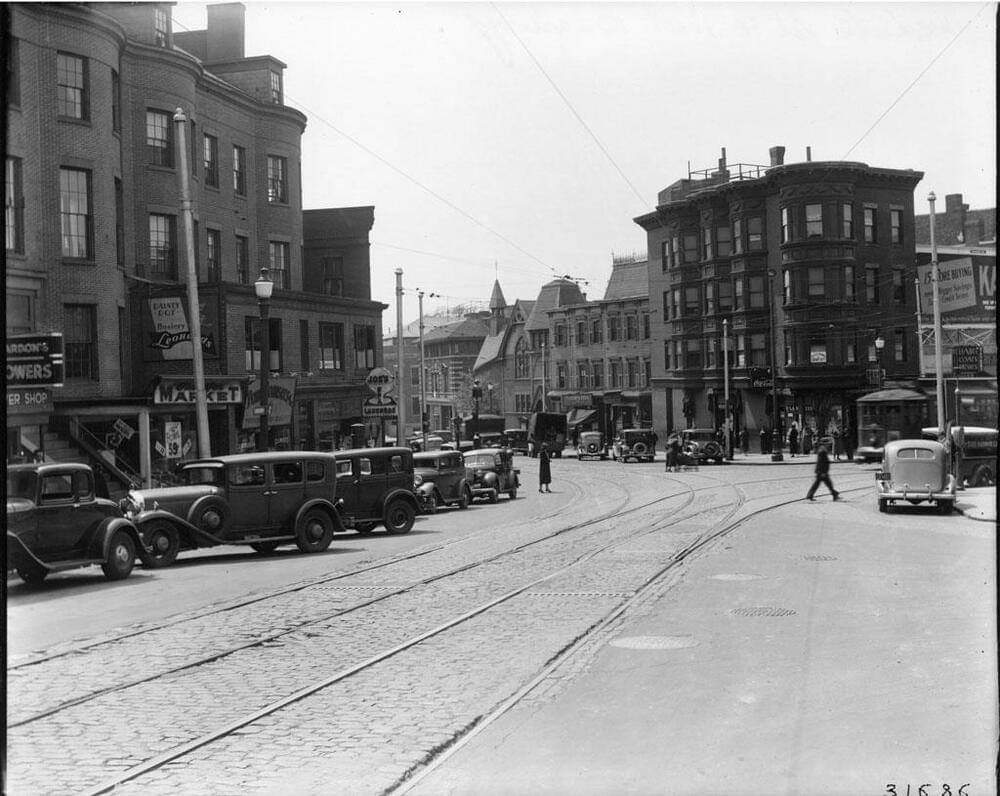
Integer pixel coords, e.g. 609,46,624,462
955,485,998,523
413,485,998,795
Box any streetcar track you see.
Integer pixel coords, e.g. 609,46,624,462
7,472,595,670
11,474,874,796
9,472,871,734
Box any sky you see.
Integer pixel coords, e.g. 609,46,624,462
171,1,997,330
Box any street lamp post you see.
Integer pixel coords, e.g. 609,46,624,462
471,379,482,440
254,267,274,452
955,384,961,426
723,317,733,460
767,269,783,461
874,335,885,388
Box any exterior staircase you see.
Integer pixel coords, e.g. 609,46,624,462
25,426,137,502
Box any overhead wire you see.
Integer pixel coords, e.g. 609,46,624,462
490,2,648,210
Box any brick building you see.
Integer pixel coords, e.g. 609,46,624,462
635,146,924,450
544,258,653,438
5,3,385,484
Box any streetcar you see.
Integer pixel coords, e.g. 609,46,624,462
854,388,929,464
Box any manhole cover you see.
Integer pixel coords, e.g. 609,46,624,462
730,606,797,618
803,555,838,562
610,635,698,650
710,573,766,581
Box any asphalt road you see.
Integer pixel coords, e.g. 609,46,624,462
7,455,993,795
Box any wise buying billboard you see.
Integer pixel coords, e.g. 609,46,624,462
915,250,996,324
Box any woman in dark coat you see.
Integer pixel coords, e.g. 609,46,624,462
538,444,552,493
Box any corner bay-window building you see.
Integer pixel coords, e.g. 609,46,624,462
635,146,923,447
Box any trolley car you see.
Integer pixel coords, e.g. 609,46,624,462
854,388,929,464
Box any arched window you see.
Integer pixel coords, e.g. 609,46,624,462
515,338,529,378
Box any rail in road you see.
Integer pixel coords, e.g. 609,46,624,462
6,467,876,795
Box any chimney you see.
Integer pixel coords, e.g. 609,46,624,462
806,146,812,162
944,193,967,214
206,3,246,61
769,146,785,167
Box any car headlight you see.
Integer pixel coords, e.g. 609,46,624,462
120,493,144,515
413,474,423,487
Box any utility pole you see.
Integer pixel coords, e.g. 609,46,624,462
395,269,405,443
173,108,211,458
928,192,946,433
418,289,427,451
723,317,732,459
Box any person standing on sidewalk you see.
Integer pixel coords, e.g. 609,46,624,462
538,443,552,493
806,444,840,501
788,423,800,457
665,433,681,472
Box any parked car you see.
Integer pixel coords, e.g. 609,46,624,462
407,435,444,452
7,462,146,584
577,431,607,460
119,452,344,566
463,448,520,502
876,439,956,514
333,447,420,534
681,428,725,464
503,428,529,454
413,451,473,513
611,429,657,463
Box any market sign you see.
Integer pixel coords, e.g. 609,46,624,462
6,333,64,388
952,345,983,375
154,378,245,404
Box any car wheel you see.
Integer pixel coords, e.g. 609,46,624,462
384,499,415,534
489,490,499,504
937,500,953,515
101,531,136,580
877,498,887,513
295,509,334,553
191,499,229,536
354,521,378,535
142,521,180,568
509,487,517,499
424,492,439,514
17,562,49,586
459,486,472,509
250,541,282,554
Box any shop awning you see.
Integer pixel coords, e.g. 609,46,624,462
566,409,597,427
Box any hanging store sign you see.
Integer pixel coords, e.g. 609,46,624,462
243,376,296,430
154,378,244,404
143,295,218,361
6,333,64,388
7,387,53,413
363,394,398,419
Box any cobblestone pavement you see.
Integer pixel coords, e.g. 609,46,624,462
7,464,875,795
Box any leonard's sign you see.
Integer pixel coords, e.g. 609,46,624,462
142,295,218,361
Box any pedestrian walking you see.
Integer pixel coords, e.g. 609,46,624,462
806,444,840,501
538,444,552,493
665,433,681,472
739,428,749,455
788,423,800,457
802,426,813,456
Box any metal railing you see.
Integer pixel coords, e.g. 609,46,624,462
69,421,144,490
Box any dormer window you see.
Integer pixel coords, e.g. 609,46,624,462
270,70,283,104
154,7,170,48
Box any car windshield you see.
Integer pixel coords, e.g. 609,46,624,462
180,466,223,486
7,470,37,500
465,454,495,468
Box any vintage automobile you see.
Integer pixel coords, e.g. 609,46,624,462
407,435,444,453
7,462,146,584
681,428,725,464
503,428,529,455
413,450,473,513
119,452,344,565
333,447,420,534
463,448,520,502
577,431,607,461
611,429,657,463
875,439,956,514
